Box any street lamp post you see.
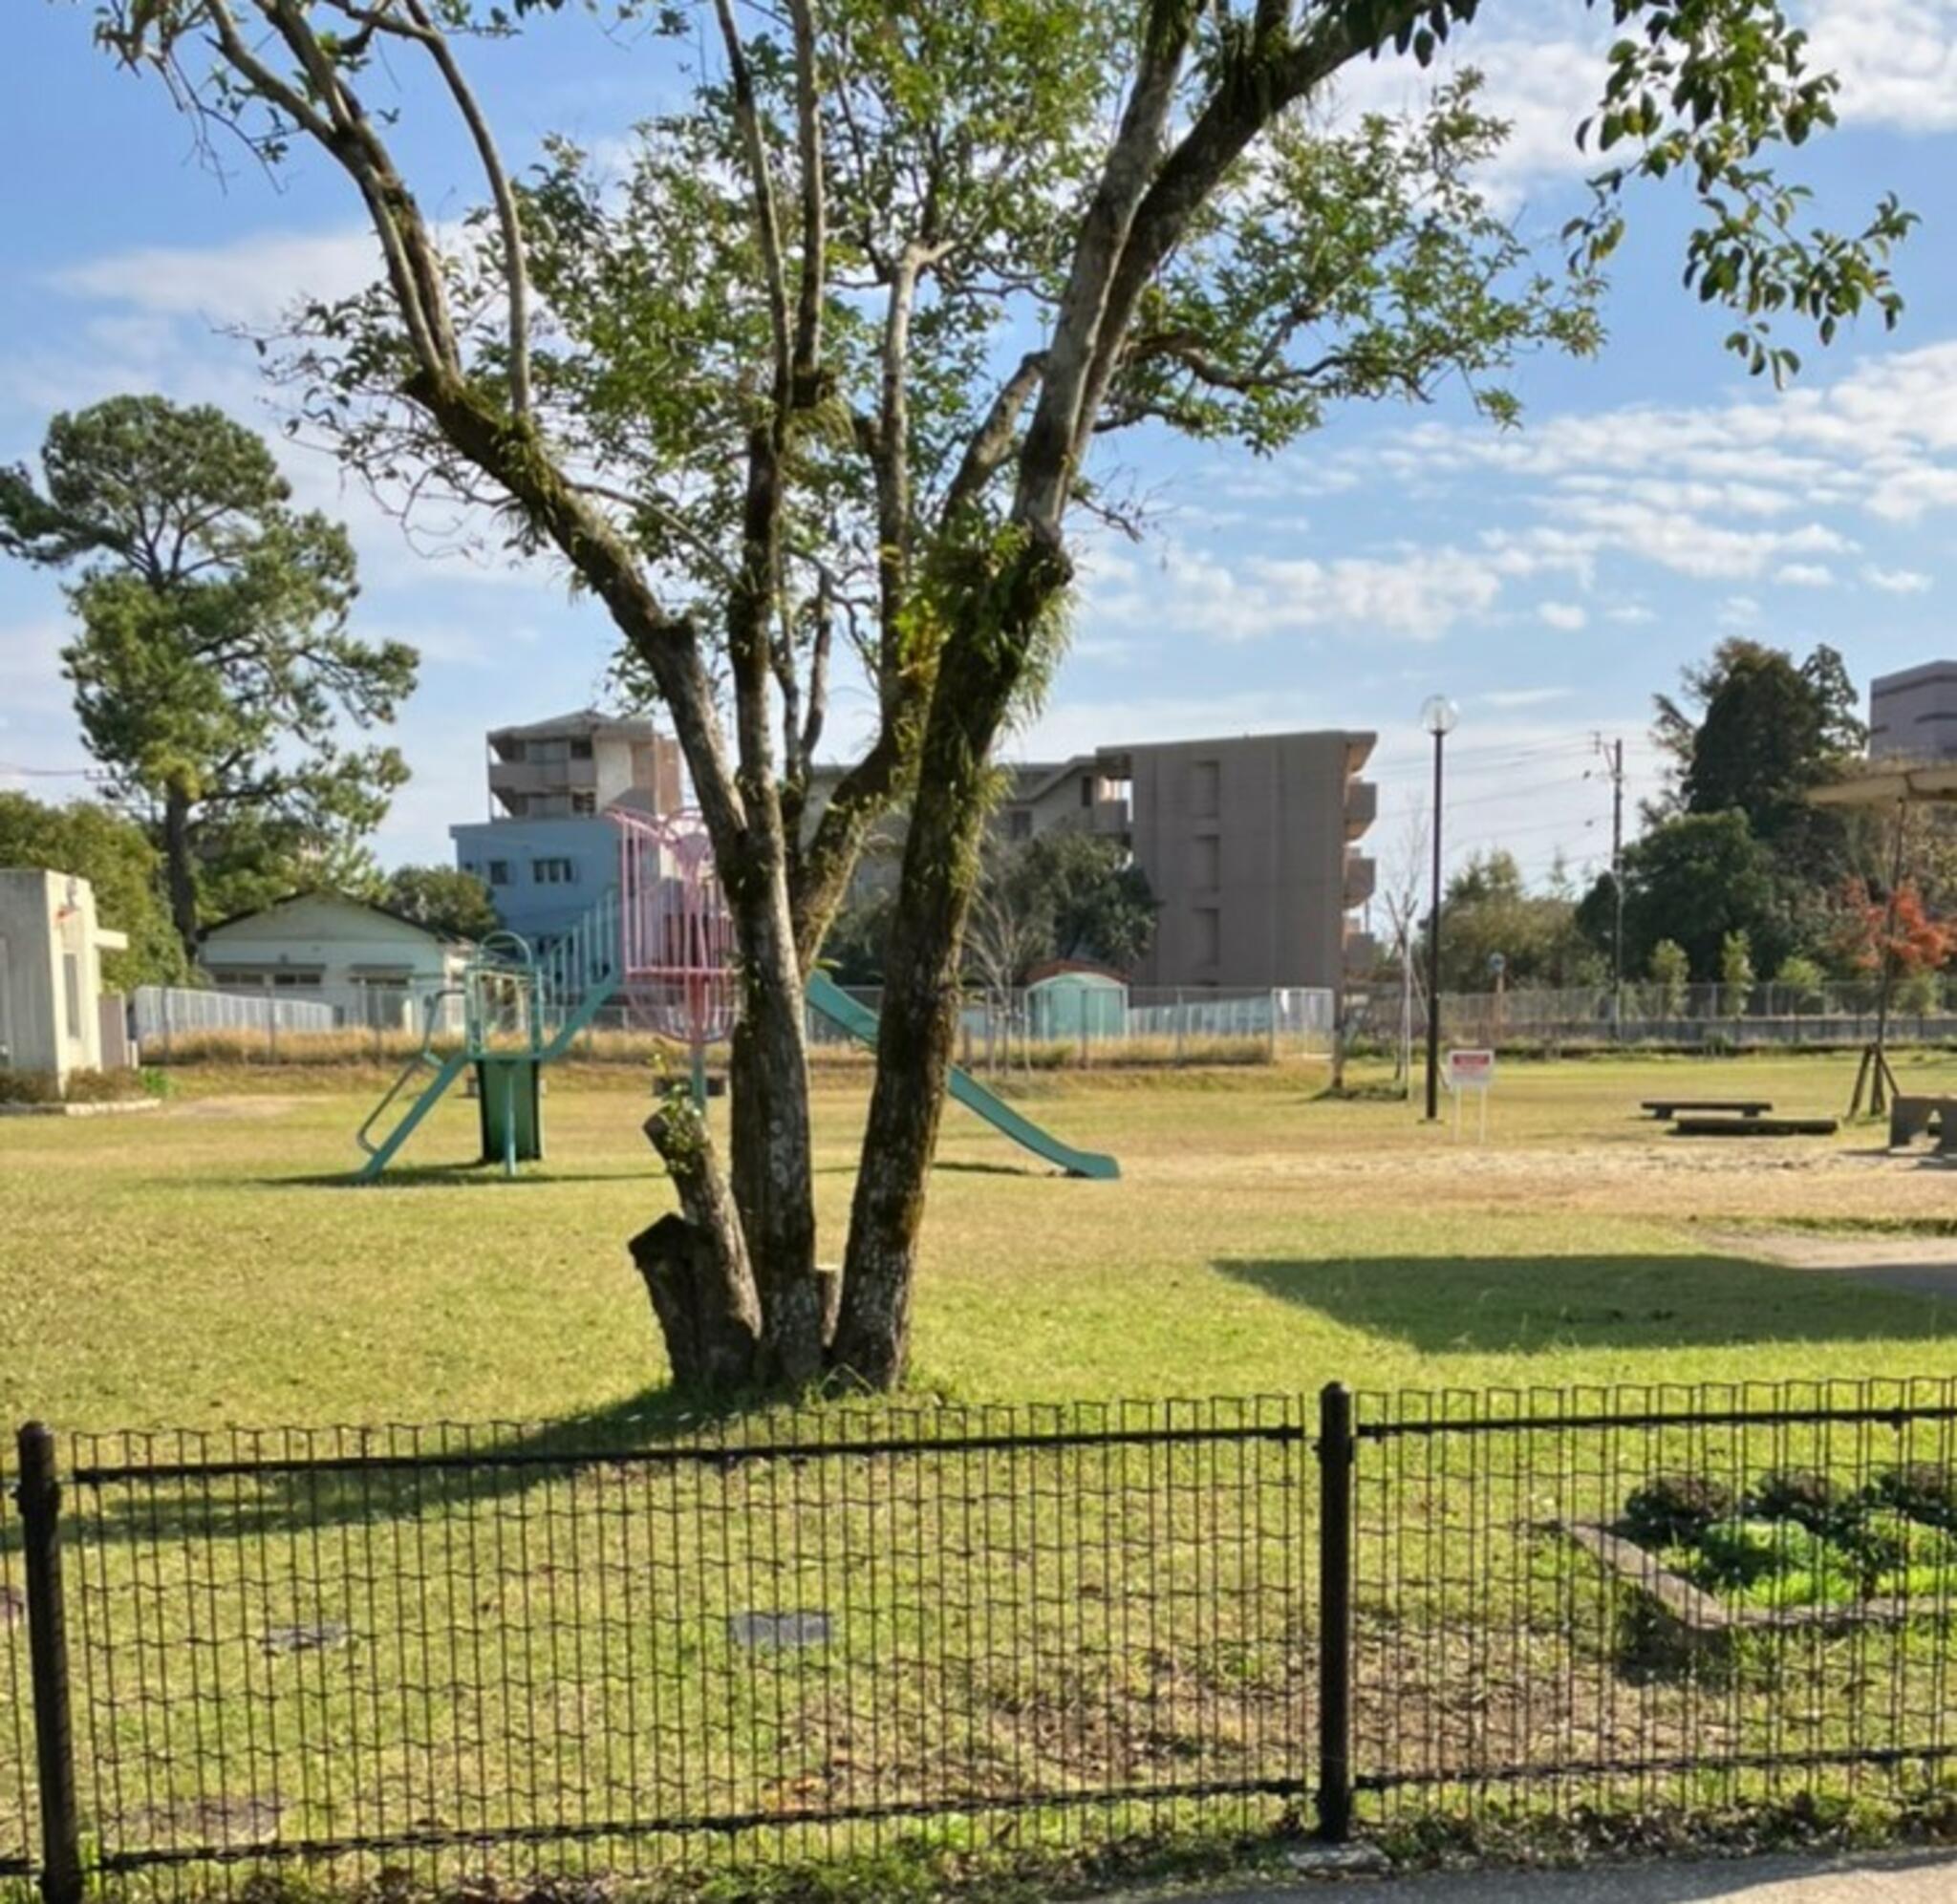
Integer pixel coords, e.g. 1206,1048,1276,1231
1420,695,1458,1122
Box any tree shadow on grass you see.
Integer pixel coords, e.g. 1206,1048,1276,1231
40,1380,811,1551
1215,1252,1957,1357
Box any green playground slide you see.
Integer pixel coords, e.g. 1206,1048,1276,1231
806,970,1120,1181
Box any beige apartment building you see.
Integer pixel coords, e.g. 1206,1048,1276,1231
1870,662,1957,762
1101,732,1376,991
812,729,1377,991
483,711,683,821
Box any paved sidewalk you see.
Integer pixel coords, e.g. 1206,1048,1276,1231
1112,1850,1957,1903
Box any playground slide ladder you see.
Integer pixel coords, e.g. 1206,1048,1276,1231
805,971,1120,1181
353,893,625,1181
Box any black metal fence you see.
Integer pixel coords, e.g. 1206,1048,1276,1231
5,1380,1957,1899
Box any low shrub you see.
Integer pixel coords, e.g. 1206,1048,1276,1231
1690,1518,1829,1591
0,1067,60,1105
1874,1463,1957,1530
1623,1473,1734,1546
61,1066,150,1103
1750,1467,1842,1533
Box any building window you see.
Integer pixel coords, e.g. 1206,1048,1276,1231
487,861,510,887
570,738,593,760
571,791,596,815
501,738,526,761
1008,809,1033,842
1191,836,1220,890
532,858,577,886
1189,759,1220,820
1080,775,1093,808
1194,906,1220,967
503,793,528,817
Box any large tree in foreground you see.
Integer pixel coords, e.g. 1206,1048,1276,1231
87,0,1909,1393
0,396,418,959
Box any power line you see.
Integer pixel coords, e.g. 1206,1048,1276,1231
1375,771,1601,823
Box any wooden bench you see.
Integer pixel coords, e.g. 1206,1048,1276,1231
1642,1099,1773,1120
1672,1115,1839,1139
1888,1095,1957,1151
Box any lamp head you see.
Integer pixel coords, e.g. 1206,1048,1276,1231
1420,695,1459,738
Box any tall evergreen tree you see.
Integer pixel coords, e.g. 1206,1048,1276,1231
0,396,417,958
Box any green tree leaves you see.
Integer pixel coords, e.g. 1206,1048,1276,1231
0,792,187,989
383,865,500,941
0,396,416,954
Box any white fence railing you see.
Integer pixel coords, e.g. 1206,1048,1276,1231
132,982,466,1049
1344,976,1957,1050
800,984,1337,1064
132,976,1338,1067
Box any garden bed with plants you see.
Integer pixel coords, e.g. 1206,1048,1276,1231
1565,1465,1957,1633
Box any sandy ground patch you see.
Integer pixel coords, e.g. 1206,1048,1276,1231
171,1096,302,1120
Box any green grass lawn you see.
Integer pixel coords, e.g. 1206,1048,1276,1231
7,1050,1957,1893
5,1048,1957,1430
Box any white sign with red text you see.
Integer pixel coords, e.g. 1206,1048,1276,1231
1444,1048,1495,1138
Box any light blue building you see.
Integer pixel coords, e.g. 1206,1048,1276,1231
450,709,684,949
451,814,627,947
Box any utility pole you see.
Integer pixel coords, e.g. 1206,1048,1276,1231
1593,735,1626,1039
1420,696,1458,1121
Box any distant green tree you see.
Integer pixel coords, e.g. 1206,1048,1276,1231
963,833,1156,995
0,396,417,959
0,792,186,988
1655,639,1863,825
1429,849,1600,992
1719,929,1755,1016
1774,952,1826,1012
1589,810,1790,981
1648,938,1690,1016
382,865,498,942
1651,638,1865,919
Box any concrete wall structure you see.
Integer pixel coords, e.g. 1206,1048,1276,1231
1105,732,1375,992
1870,662,1957,762
0,867,129,1083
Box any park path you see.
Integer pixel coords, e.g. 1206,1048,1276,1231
1104,1849,1957,1904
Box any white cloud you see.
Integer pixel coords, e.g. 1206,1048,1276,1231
1807,1,1957,134
1719,595,1763,629
1088,540,1505,644
1774,563,1837,588
52,227,385,330
1864,565,1934,595
1481,686,1575,709
1537,601,1587,631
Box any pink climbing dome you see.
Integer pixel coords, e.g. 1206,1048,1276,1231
612,808,739,1051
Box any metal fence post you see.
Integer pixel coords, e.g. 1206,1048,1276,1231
1316,1382,1354,1843
14,1423,83,1904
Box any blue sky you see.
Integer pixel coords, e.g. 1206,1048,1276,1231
5,2,1957,916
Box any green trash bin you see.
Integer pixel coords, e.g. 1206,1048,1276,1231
476,1058,543,1172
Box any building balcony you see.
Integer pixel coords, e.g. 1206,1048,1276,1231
1344,853,1377,908
1344,931,1381,973
1344,778,1377,840
488,758,598,800
1090,797,1131,838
